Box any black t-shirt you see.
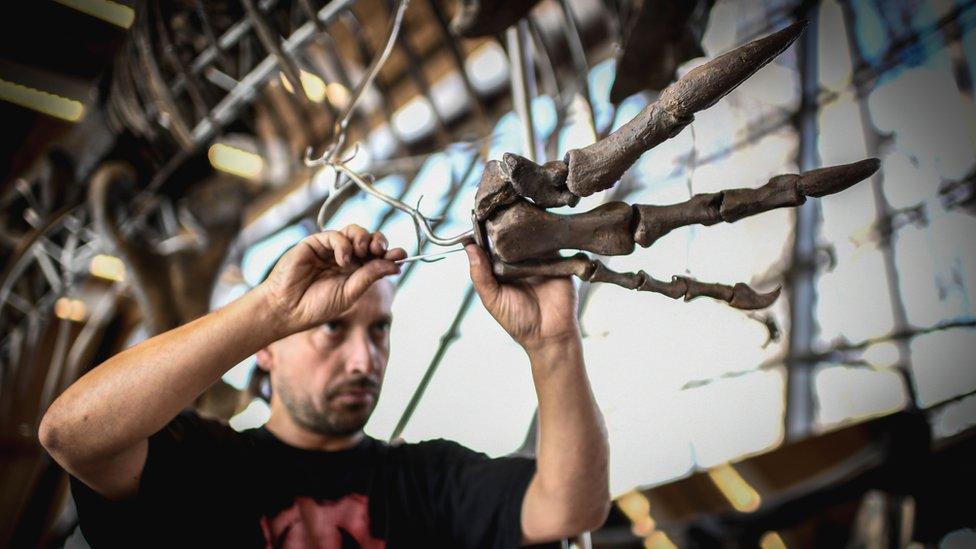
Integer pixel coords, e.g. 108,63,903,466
70,410,552,548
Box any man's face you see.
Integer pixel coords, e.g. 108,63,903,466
259,281,394,438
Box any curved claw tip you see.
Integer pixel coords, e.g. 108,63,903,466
665,19,807,115
730,284,781,310
800,158,881,197
865,157,882,173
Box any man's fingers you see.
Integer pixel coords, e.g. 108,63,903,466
341,224,371,258
344,258,400,300
305,231,353,267
369,232,389,256
383,247,407,261
464,243,500,303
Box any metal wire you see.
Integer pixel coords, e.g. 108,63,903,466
302,0,411,231
304,0,411,169
325,147,474,247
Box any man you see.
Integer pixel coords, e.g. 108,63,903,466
40,224,610,547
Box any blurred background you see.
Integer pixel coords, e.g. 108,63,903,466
1,0,974,546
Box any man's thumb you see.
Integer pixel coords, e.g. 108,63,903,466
344,259,397,300
465,244,499,298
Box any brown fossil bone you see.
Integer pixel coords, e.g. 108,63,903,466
487,200,635,263
450,0,545,38
462,21,884,311
494,254,781,310
479,159,880,309
503,152,577,209
487,159,879,263
501,21,807,202
566,20,806,197
609,0,715,104
474,159,520,222
632,158,881,247
473,155,578,222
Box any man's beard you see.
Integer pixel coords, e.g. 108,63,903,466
277,374,380,438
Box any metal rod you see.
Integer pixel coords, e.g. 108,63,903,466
327,157,474,246
305,0,411,167
507,20,539,163
394,247,465,264
426,0,490,131
391,0,451,144
557,0,598,135
171,0,283,94
785,2,820,442
190,0,357,143
838,0,920,410
389,286,477,442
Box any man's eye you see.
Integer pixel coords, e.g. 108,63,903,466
321,321,343,334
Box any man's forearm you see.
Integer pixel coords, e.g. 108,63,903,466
40,287,284,464
525,337,610,531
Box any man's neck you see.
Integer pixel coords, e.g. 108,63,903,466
264,408,364,451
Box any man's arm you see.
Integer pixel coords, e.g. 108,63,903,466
464,244,611,543
522,339,610,541
39,226,404,499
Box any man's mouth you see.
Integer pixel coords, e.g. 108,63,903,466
329,384,377,406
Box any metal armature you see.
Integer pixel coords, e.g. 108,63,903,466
303,0,411,173
327,150,474,247
299,0,480,255
472,22,880,311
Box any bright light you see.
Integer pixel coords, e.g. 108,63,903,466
862,341,901,369
617,490,656,537
643,531,677,549
931,393,976,439
393,97,435,142
0,78,84,122
89,254,125,282
230,398,271,431
54,297,87,322
707,463,761,512
910,329,976,407
208,143,264,180
326,82,351,109
817,0,853,92
279,69,348,107
814,364,907,428
224,355,257,391
53,0,134,28
465,42,509,93
760,531,788,549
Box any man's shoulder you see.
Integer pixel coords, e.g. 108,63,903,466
390,437,479,457
150,409,260,455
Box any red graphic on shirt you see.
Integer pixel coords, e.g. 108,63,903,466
260,493,385,548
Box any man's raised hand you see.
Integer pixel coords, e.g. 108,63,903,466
259,225,406,334
465,243,581,354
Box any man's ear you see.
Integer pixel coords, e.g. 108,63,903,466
256,348,273,372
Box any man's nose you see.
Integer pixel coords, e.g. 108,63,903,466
343,330,377,376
